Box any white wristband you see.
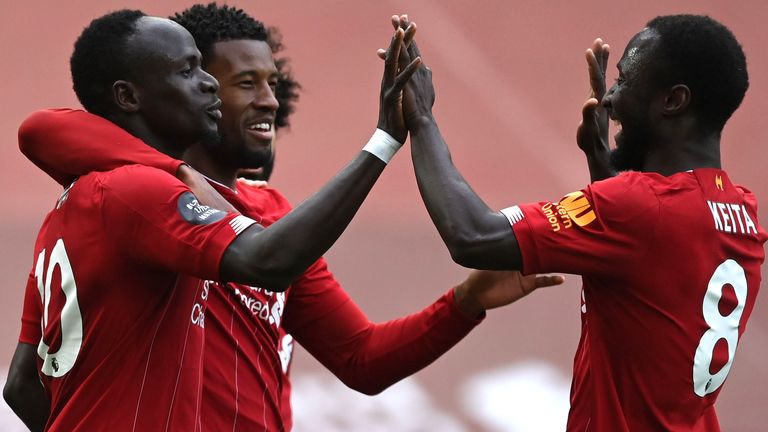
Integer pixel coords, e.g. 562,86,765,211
362,129,403,164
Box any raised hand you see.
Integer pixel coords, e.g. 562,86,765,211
377,23,422,143
577,38,615,182
377,15,434,131
454,270,565,317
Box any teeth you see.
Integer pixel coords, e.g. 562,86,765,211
247,123,272,132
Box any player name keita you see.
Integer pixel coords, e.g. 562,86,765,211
706,200,758,235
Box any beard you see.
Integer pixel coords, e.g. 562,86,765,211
610,143,645,172
200,128,223,148
238,152,275,182
609,123,651,172
236,145,272,172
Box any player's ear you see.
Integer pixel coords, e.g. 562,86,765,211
662,84,690,115
112,80,140,113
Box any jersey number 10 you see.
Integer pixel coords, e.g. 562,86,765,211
34,239,83,378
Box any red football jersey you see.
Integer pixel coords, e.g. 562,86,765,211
19,108,485,431
199,182,294,430
19,165,253,431
504,169,766,431
204,181,483,431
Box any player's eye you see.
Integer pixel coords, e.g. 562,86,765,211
181,67,193,78
237,80,255,89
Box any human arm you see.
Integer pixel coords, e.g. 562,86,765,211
4,343,49,432
384,30,519,270
18,109,238,212
576,39,616,182
218,27,422,290
4,272,49,432
18,108,183,185
284,261,563,394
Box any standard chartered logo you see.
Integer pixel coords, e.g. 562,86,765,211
231,284,285,328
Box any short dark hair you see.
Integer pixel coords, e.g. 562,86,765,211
70,9,146,116
172,3,300,129
646,14,748,132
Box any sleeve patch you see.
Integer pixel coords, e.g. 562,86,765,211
177,191,227,225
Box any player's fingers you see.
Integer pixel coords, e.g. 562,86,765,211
581,98,599,124
532,275,566,289
390,15,400,31
600,44,610,73
384,28,405,84
376,48,387,60
585,49,605,99
393,56,423,90
399,14,411,29
403,22,417,48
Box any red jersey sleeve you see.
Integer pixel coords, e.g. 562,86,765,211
96,165,256,281
508,173,660,277
283,259,482,395
18,108,182,186
18,269,42,345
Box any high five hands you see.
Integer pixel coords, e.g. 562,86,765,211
376,17,421,143
376,15,565,315
377,15,436,138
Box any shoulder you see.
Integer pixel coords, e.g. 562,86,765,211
588,172,661,209
577,172,662,229
237,182,293,213
93,165,189,211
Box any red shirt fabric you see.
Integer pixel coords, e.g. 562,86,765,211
205,180,483,431
18,164,250,431
506,169,766,431
19,109,485,431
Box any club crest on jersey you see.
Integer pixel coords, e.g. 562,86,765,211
177,192,227,225
541,191,597,232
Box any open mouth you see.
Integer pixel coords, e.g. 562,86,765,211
206,99,223,121
245,120,275,142
247,122,272,133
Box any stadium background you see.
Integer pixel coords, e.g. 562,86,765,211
1,1,766,430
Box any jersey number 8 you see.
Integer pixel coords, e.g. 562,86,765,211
34,239,83,378
692,259,747,397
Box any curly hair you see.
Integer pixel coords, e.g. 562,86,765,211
646,15,748,132
171,3,300,130
70,9,146,116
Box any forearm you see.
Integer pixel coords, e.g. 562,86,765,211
222,151,385,290
410,117,520,269
18,109,182,185
3,384,49,432
301,290,479,395
4,343,49,432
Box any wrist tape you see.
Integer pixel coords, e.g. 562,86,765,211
362,129,403,164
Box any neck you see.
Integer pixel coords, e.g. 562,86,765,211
183,143,239,189
111,115,186,159
642,133,721,176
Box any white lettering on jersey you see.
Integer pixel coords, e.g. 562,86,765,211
228,283,286,329
190,280,211,329
706,201,758,235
